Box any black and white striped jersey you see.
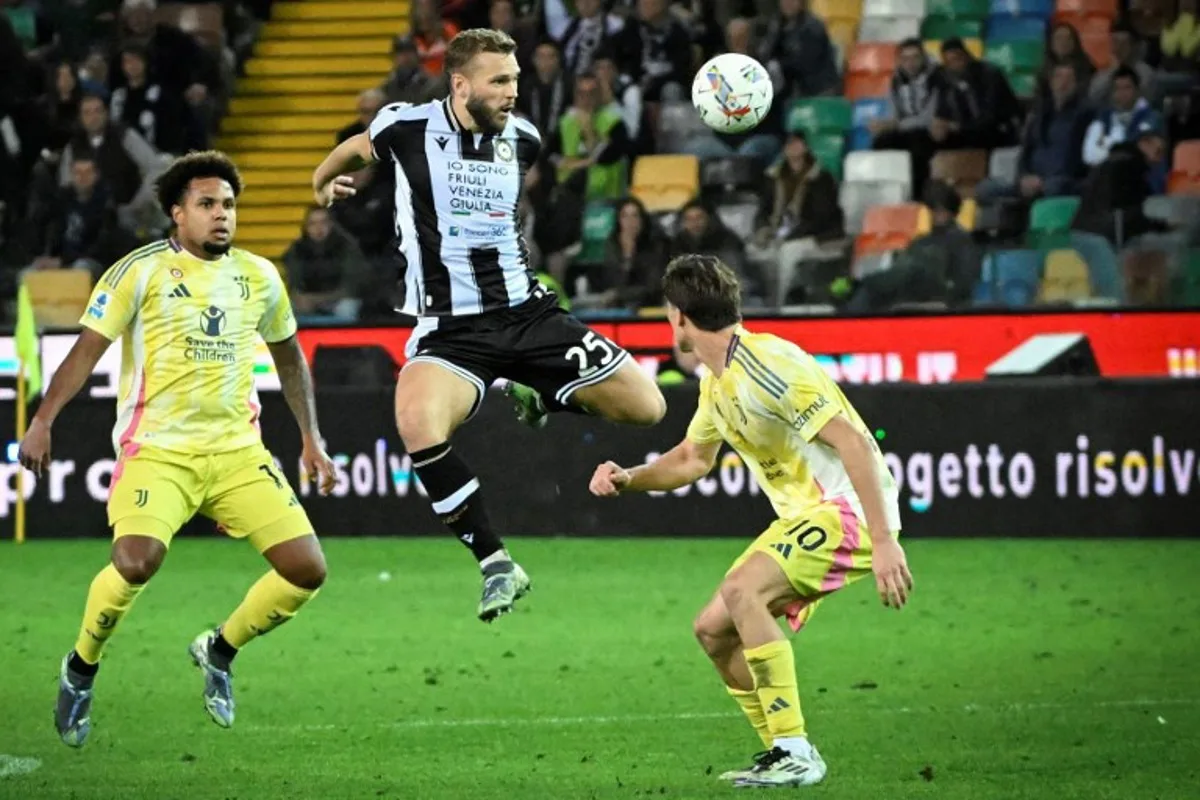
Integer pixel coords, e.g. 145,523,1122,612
368,98,542,318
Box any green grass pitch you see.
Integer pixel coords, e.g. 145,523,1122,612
1,537,1198,799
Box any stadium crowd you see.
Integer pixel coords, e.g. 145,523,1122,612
3,0,1200,326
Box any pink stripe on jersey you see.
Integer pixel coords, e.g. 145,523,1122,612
248,395,261,433
108,442,141,499
820,496,862,594
118,372,148,449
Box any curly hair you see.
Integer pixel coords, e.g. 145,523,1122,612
153,150,243,219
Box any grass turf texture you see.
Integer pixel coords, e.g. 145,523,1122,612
0,537,1197,799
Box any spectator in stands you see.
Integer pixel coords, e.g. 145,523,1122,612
681,17,782,165
558,0,626,78
671,199,747,277
381,35,444,105
3,0,54,56
488,0,537,68
31,153,135,275
1041,22,1096,97
59,92,165,236
411,0,459,77
547,70,632,204
42,61,84,152
111,0,222,129
0,15,45,241
1090,21,1156,105
977,62,1093,203
846,181,979,312
871,38,946,197
337,88,385,144
1075,111,1169,244
283,206,367,324
517,40,568,138
615,0,692,105
756,130,844,304
934,38,1022,150
594,48,642,142
592,196,668,309
1084,66,1155,166
757,0,839,98
110,44,193,155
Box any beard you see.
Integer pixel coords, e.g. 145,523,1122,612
466,95,506,134
202,240,231,256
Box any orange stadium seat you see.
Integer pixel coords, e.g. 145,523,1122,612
861,203,924,236
1055,0,1119,22
848,42,898,75
855,230,913,257
1078,18,1115,68
845,71,893,101
630,155,700,213
22,268,94,329
1168,141,1200,195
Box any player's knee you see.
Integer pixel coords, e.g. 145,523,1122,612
394,399,446,449
616,385,667,427
692,614,730,657
281,559,326,591
111,538,166,585
719,575,764,616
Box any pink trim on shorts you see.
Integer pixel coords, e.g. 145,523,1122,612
248,394,262,433
819,496,862,594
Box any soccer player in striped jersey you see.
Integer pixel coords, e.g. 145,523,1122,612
18,151,337,748
312,29,666,622
589,255,914,788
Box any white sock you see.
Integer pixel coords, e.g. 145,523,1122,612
479,550,510,570
773,736,810,757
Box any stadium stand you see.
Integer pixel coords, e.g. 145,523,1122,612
2,0,1199,325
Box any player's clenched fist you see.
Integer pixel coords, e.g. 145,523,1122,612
17,418,52,477
314,175,356,208
590,461,631,497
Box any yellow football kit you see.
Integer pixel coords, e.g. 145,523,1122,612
686,326,903,631
81,238,312,552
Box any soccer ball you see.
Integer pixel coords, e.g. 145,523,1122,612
691,53,774,134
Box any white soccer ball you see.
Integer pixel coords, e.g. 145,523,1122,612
691,53,774,134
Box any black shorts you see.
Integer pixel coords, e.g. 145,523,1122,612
404,291,631,417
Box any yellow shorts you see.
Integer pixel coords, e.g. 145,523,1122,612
107,443,314,553
727,498,895,633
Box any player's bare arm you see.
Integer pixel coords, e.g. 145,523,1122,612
816,413,914,609
311,131,373,207
590,437,721,496
267,335,336,494
18,328,113,476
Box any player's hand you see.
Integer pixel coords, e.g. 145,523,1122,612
315,175,356,208
589,461,631,497
300,438,337,495
872,538,913,610
17,418,52,477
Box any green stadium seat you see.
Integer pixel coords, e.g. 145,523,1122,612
985,38,1045,71
578,202,616,265
1027,196,1080,248
921,14,985,39
1006,70,1039,98
1176,250,1200,306
809,133,846,180
785,97,853,136
926,0,990,19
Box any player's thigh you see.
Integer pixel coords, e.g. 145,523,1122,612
394,360,481,448
108,447,204,548
200,447,314,555
503,302,663,424
738,502,876,605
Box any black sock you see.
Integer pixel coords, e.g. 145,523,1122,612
67,651,99,678
411,442,505,564
211,631,238,671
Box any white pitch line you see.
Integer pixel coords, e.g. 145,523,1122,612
248,698,1198,735
0,755,42,779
